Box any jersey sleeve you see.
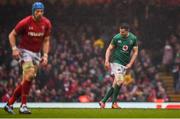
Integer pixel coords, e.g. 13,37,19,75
133,36,138,47
110,36,117,46
14,18,27,34
44,20,52,37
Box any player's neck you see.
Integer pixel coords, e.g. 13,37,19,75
32,16,42,22
120,32,129,38
126,32,129,37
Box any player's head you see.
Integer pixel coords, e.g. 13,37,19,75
119,23,129,37
32,2,44,20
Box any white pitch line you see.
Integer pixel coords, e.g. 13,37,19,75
0,117,179,119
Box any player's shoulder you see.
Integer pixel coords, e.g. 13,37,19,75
129,32,137,40
113,33,121,39
41,16,51,25
19,16,32,23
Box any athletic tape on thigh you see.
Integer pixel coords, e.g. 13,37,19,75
22,62,35,75
115,73,124,81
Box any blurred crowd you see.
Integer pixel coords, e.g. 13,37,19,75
0,0,180,102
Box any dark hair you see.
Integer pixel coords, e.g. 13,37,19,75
120,23,130,31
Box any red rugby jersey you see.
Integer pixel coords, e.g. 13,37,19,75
15,16,52,52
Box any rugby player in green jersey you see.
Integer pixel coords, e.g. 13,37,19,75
99,23,138,108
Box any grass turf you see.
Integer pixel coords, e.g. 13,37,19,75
0,108,180,118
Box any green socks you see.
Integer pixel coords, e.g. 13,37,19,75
112,85,121,104
101,87,114,103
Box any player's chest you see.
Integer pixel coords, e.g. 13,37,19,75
116,39,133,51
117,39,133,47
26,22,46,36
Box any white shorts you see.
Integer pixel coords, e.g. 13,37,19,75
19,48,41,65
110,63,127,76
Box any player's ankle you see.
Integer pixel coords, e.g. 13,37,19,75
21,104,27,107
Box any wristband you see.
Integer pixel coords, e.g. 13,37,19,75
12,46,17,50
43,53,48,58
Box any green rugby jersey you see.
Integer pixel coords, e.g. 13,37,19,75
110,32,137,66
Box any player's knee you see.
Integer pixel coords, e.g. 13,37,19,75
116,80,123,86
115,74,124,86
112,80,117,88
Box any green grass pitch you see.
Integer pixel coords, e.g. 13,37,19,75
0,108,180,118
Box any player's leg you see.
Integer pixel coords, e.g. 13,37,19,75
100,76,114,102
111,63,126,108
101,87,114,103
8,84,22,104
99,63,116,108
112,74,123,108
4,59,25,114
4,83,22,114
19,62,37,114
19,49,40,114
99,86,114,108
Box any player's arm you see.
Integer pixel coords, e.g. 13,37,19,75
105,44,115,70
43,36,50,56
9,18,27,59
9,29,21,59
41,36,50,66
9,29,17,50
41,21,52,66
126,46,138,69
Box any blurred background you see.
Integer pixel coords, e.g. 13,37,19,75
0,0,179,103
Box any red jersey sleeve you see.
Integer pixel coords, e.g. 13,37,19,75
44,20,52,37
14,17,28,34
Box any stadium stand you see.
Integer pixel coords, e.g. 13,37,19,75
0,0,179,102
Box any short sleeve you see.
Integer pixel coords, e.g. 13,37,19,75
110,36,117,46
133,36,138,47
14,18,27,34
44,20,52,37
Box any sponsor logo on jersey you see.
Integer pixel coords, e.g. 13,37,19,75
29,26,33,30
118,40,122,43
122,45,128,51
28,32,44,37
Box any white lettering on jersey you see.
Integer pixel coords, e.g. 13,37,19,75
118,40,122,44
28,32,44,37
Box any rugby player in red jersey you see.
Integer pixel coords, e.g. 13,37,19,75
4,2,52,114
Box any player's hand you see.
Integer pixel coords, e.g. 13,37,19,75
125,63,132,70
105,61,110,70
12,48,21,59
40,55,48,66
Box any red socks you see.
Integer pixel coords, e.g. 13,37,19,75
8,84,22,105
21,80,32,105
8,80,32,106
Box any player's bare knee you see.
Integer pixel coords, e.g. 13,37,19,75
116,80,123,86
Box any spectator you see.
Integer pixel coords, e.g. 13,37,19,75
1,0,177,102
